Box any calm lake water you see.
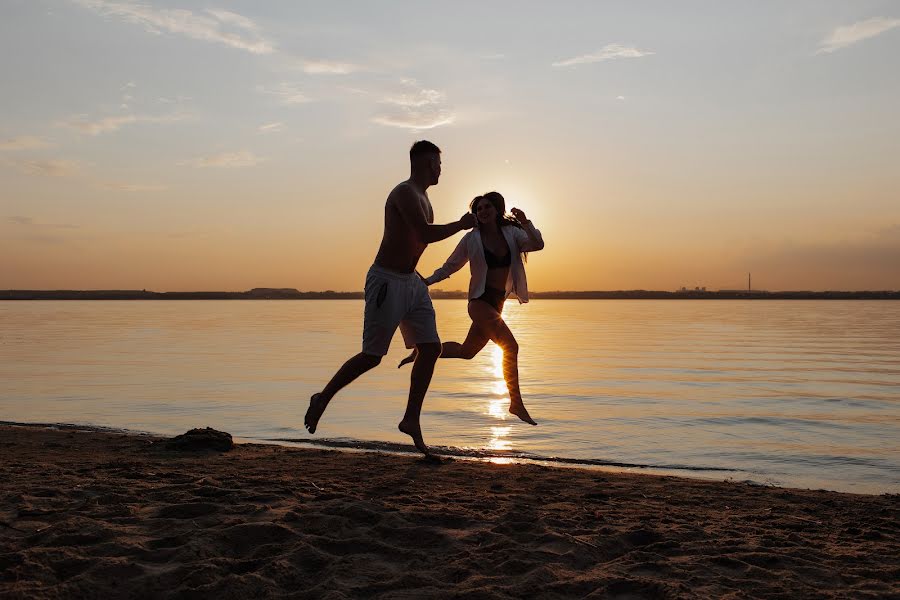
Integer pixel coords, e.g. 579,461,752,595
1,300,898,494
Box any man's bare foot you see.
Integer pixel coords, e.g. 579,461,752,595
509,402,537,426
397,349,417,368
398,419,431,456
304,393,327,434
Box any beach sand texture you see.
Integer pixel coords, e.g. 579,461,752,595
1,425,897,599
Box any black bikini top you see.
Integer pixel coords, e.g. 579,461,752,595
483,237,511,269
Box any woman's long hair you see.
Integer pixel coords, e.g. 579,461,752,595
469,192,522,230
470,191,527,261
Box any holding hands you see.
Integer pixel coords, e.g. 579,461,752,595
460,212,477,229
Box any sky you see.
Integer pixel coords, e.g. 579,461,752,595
1,0,898,292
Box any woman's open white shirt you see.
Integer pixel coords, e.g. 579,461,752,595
423,222,544,303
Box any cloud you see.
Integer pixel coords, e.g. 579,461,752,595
179,151,263,168
616,95,626,100
119,81,136,108
7,216,79,229
256,83,310,105
372,84,455,130
816,17,900,54
258,122,283,133
158,94,192,104
300,60,359,75
5,215,80,245
0,136,52,151
4,159,81,177
61,113,187,136
382,88,445,108
100,182,168,192
371,111,455,130
204,9,259,33
552,44,655,67
62,115,137,135
72,0,274,54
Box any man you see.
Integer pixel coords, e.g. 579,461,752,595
304,140,476,456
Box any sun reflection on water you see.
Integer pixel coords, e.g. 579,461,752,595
487,345,508,420
488,426,512,451
490,346,506,395
487,398,507,419
485,345,513,453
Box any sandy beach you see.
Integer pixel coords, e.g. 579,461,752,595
1,424,897,599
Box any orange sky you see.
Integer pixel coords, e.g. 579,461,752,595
2,3,898,291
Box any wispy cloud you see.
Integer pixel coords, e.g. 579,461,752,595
371,112,455,130
300,59,359,75
158,95,192,104
179,151,263,168
552,44,655,67
8,216,79,229
60,113,187,136
0,136,53,151
119,81,136,108
204,8,259,33
4,159,81,177
72,0,274,54
372,84,455,130
256,82,310,105
816,17,900,54
382,88,445,108
100,181,168,192
6,215,80,245
258,122,283,133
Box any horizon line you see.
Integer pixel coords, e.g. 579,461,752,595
2,287,899,295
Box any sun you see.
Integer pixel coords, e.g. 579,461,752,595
493,182,542,224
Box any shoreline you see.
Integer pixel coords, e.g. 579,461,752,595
2,424,898,598
3,420,872,495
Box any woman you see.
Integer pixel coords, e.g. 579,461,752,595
399,191,544,425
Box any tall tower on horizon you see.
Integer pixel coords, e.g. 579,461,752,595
748,272,751,292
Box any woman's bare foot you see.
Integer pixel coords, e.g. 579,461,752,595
304,393,327,434
397,349,417,368
509,402,537,426
398,419,431,456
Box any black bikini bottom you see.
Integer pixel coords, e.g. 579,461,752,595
469,287,506,313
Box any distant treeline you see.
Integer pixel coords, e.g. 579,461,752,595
2,288,899,300
530,290,900,300
0,288,362,300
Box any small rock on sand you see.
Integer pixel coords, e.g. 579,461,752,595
164,428,233,451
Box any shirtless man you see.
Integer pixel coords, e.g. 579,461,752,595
304,140,476,456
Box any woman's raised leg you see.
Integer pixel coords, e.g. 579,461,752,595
467,301,537,425
398,320,490,367
441,321,491,359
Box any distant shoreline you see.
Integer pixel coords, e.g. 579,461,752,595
2,288,899,300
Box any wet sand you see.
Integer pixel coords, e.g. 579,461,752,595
1,424,897,599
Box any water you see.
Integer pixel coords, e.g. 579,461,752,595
1,300,898,494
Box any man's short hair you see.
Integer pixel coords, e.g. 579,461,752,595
409,140,441,161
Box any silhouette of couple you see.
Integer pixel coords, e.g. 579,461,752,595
304,141,545,457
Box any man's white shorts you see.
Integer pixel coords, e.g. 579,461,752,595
362,264,440,356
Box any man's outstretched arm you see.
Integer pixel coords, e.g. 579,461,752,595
395,187,476,243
